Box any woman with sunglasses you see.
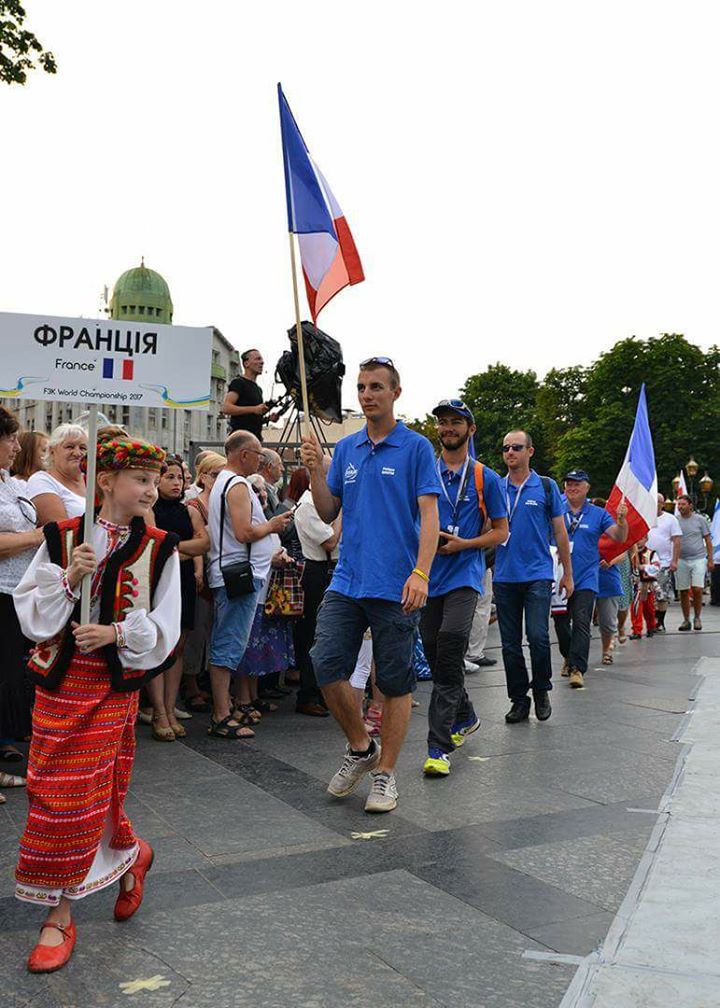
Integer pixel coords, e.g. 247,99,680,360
0,408,44,777
26,423,87,525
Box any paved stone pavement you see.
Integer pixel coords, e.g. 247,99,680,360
1,603,717,1008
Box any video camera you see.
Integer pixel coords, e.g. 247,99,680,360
271,321,345,423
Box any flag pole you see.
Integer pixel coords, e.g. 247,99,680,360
288,232,312,437
80,403,99,624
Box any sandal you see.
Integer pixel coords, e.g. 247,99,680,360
207,715,255,740
233,703,261,725
0,771,26,787
602,654,614,665
167,715,187,739
0,745,23,763
151,716,176,743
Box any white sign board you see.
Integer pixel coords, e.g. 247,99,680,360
0,312,213,410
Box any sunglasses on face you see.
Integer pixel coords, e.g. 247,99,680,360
502,443,527,453
360,356,394,369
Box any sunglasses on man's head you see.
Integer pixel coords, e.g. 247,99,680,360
360,356,394,369
502,443,527,453
437,399,468,410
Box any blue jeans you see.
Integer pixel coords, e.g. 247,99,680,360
209,580,263,672
494,580,553,702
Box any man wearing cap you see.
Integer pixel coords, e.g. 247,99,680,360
554,470,628,689
420,401,508,777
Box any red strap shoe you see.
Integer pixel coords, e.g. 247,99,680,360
114,839,155,922
27,920,77,973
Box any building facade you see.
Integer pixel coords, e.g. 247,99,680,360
1,261,239,456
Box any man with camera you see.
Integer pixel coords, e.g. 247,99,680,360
206,430,291,738
300,357,440,813
222,349,275,441
421,400,508,777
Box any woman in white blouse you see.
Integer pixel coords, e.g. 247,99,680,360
0,408,44,779
26,423,87,524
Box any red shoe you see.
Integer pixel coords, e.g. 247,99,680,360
114,839,154,922
27,920,77,973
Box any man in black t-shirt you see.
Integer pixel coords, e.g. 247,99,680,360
222,348,268,440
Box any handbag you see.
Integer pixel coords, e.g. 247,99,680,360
264,562,305,617
219,477,255,598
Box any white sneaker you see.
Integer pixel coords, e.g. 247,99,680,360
364,771,398,813
327,742,381,798
174,707,192,720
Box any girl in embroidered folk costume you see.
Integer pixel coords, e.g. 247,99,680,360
12,439,181,974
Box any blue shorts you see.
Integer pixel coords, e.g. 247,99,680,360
210,581,262,672
311,591,420,697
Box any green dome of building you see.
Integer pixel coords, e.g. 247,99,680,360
109,258,173,324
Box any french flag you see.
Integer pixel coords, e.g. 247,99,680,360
278,84,364,322
600,384,658,562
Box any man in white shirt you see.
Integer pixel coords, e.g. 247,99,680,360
646,493,681,633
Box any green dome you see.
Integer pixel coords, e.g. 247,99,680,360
109,259,173,324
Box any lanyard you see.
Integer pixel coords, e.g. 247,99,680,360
504,475,530,527
437,457,471,528
565,507,585,537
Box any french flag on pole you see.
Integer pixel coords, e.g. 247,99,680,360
600,384,658,562
278,84,364,322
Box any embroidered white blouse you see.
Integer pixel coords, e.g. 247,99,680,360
13,521,181,667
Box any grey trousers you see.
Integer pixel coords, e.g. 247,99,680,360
420,587,479,752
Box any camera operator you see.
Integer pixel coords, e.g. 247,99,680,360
222,349,275,442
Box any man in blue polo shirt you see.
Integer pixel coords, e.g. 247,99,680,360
494,430,572,723
421,400,508,777
553,470,628,689
300,357,440,814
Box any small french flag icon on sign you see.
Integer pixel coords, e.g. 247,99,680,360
102,359,134,380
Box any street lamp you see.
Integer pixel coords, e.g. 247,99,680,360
700,472,714,510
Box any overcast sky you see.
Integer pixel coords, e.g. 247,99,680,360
3,1,720,418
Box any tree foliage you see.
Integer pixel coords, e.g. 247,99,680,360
0,1,56,85
411,334,720,504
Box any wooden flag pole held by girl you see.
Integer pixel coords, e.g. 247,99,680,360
80,403,99,624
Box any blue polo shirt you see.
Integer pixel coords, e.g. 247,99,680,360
430,460,505,597
598,562,622,598
326,421,441,602
494,471,565,583
563,500,616,593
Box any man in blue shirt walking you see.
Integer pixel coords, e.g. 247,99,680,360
421,400,508,777
553,470,628,688
300,357,440,813
494,431,572,723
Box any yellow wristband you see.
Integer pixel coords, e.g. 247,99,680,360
412,567,429,583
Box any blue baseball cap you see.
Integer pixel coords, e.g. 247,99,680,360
564,469,591,483
432,398,475,423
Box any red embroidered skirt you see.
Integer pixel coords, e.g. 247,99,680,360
16,650,138,891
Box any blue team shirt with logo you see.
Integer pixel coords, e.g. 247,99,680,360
563,500,616,593
326,422,441,602
430,461,506,597
494,471,565,583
